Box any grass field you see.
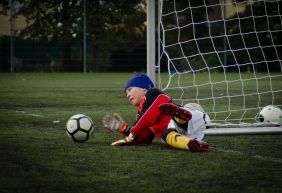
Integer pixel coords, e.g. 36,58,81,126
0,73,282,193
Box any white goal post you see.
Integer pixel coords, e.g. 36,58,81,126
147,0,282,133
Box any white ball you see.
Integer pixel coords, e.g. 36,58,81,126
184,102,211,126
184,103,205,113
57,22,63,27
66,114,94,142
258,105,282,125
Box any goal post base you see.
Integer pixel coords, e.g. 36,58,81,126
205,126,282,135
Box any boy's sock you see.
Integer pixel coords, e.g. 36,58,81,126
162,128,209,152
172,117,188,131
162,128,190,150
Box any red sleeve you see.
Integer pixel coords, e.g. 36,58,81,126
130,94,171,137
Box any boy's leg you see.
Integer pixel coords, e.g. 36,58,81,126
161,128,209,152
159,103,192,121
159,103,191,131
135,129,155,144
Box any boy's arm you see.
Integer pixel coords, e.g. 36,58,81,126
130,94,171,136
111,94,171,146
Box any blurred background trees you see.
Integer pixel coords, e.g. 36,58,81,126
0,0,281,72
0,0,146,72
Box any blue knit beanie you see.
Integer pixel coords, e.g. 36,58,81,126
124,74,154,91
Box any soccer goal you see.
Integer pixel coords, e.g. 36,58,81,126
149,0,282,133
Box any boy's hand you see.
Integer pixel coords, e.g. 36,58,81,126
111,133,134,146
102,113,127,133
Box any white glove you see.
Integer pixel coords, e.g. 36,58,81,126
111,133,134,146
102,113,127,133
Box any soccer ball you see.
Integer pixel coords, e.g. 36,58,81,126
184,103,205,113
258,105,282,125
184,102,211,126
66,114,94,142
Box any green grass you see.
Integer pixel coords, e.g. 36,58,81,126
0,73,282,193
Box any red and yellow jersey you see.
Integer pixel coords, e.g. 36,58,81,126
129,88,172,141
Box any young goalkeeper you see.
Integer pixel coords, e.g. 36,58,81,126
102,74,210,152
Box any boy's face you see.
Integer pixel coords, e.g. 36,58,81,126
125,87,148,106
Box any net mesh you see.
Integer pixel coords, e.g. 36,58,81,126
157,0,282,125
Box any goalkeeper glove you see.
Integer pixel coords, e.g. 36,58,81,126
102,113,127,134
111,133,135,146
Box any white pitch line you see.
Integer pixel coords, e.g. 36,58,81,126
2,109,45,117
211,146,282,163
14,110,44,117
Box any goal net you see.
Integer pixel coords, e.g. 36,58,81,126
157,0,282,127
